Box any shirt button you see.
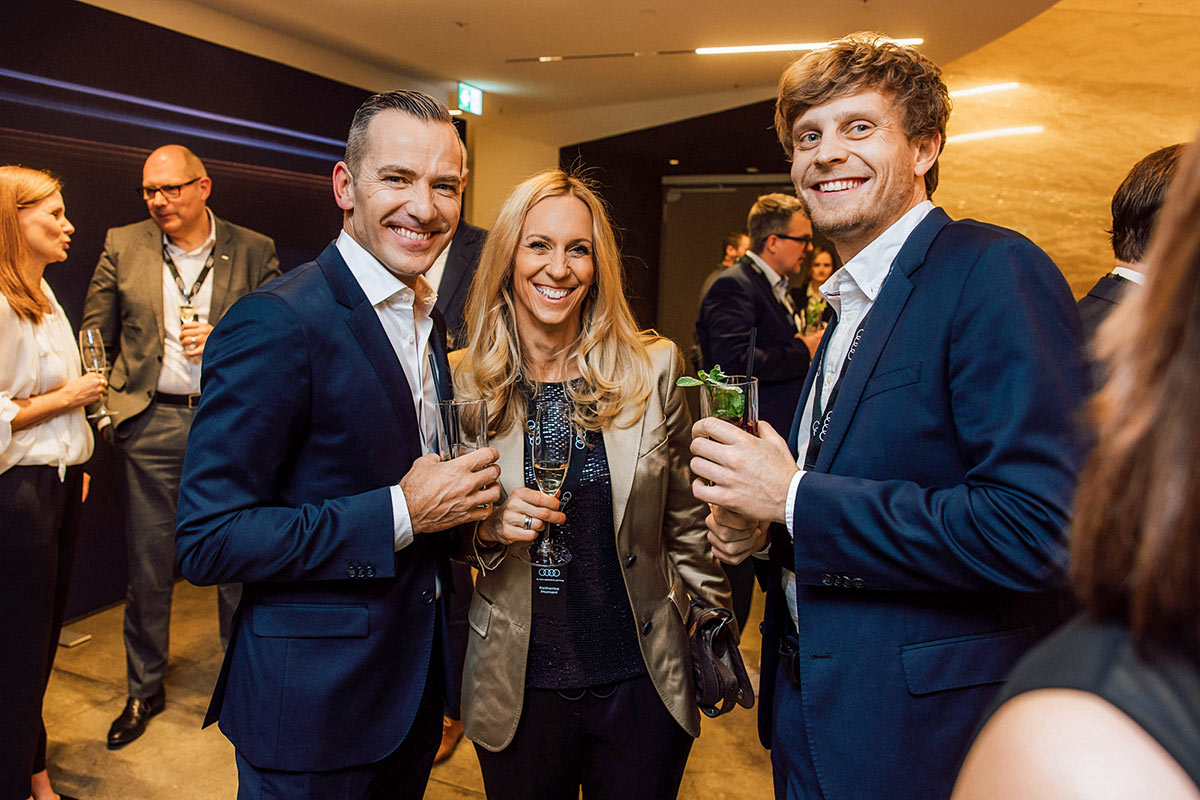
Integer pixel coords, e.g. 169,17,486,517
641,620,653,635
624,554,637,567
407,335,415,344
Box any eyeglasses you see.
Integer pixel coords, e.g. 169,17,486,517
773,233,813,246
139,177,201,200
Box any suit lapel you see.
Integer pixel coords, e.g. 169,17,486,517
318,244,422,462
430,309,453,402
207,215,235,321
140,222,168,347
494,421,525,499
743,259,796,333
605,404,645,543
810,209,951,472
435,238,469,316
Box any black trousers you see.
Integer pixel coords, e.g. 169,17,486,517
0,465,82,800
475,674,693,800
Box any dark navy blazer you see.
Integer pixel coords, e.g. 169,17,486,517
759,209,1088,800
176,243,453,772
696,257,811,434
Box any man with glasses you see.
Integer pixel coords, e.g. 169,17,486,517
82,144,279,749
695,193,819,632
697,193,819,439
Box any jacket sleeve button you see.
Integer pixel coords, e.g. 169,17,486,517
366,565,376,578
821,573,833,586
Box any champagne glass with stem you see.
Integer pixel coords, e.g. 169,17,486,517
524,399,574,565
78,327,117,420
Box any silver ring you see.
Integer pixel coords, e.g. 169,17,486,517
523,514,533,530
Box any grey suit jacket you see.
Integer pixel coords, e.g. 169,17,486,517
82,214,280,429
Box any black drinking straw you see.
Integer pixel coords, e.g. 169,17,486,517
428,352,445,404
745,327,758,377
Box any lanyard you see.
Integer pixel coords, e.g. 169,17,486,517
162,242,215,304
803,311,871,470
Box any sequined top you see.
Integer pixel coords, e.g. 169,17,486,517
524,381,646,689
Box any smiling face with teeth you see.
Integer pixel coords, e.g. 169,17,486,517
511,193,595,346
790,89,940,261
333,110,463,285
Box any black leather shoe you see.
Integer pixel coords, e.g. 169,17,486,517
106,689,166,749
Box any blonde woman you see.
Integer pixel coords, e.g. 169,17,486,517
1,166,100,800
452,169,733,799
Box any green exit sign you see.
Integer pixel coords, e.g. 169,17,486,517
457,83,483,116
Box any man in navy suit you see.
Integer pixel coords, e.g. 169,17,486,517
689,34,1087,800
176,90,501,799
696,193,819,435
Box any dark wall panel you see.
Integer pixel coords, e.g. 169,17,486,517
1,0,376,620
561,99,790,331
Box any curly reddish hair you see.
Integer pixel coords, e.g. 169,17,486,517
774,33,952,197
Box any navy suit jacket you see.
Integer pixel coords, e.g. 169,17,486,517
695,258,810,434
759,209,1087,800
176,242,454,772
435,220,487,350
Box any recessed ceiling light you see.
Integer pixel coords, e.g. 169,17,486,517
448,108,463,116
696,37,923,56
668,158,680,166
949,82,1019,98
946,125,1044,144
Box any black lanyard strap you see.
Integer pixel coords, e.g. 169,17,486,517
803,311,871,470
162,242,215,304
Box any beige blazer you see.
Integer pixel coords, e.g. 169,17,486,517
456,338,733,752
81,215,279,429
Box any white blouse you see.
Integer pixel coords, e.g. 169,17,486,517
0,280,94,479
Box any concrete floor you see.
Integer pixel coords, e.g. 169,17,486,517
42,581,773,799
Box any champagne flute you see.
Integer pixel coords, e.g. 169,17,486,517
78,328,117,419
523,399,573,566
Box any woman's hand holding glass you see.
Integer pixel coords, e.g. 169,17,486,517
476,486,567,547
57,371,106,409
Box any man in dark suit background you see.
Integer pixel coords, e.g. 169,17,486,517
690,34,1087,800
696,193,819,436
421,140,487,760
82,145,279,749
1078,144,1185,364
695,194,819,631
431,218,486,350
175,90,500,799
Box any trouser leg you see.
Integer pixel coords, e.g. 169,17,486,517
117,404,191,697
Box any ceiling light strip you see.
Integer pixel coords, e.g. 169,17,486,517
696,38,923,56
946,125,1044,144
949,82,1020,98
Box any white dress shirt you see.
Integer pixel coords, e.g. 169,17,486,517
157,209,216,395
780,200,934,627
335,230,439,552
1,281,94,479
1111,265,1146,285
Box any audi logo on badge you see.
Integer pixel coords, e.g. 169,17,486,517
538,568,561,578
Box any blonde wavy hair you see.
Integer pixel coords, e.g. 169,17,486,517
0,165,61,322
453,169,656,436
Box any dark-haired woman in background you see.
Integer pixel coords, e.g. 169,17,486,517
1,166,101,800
952,139,1200,799
451,169,732,800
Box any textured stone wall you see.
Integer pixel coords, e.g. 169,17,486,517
936,0,1200,297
